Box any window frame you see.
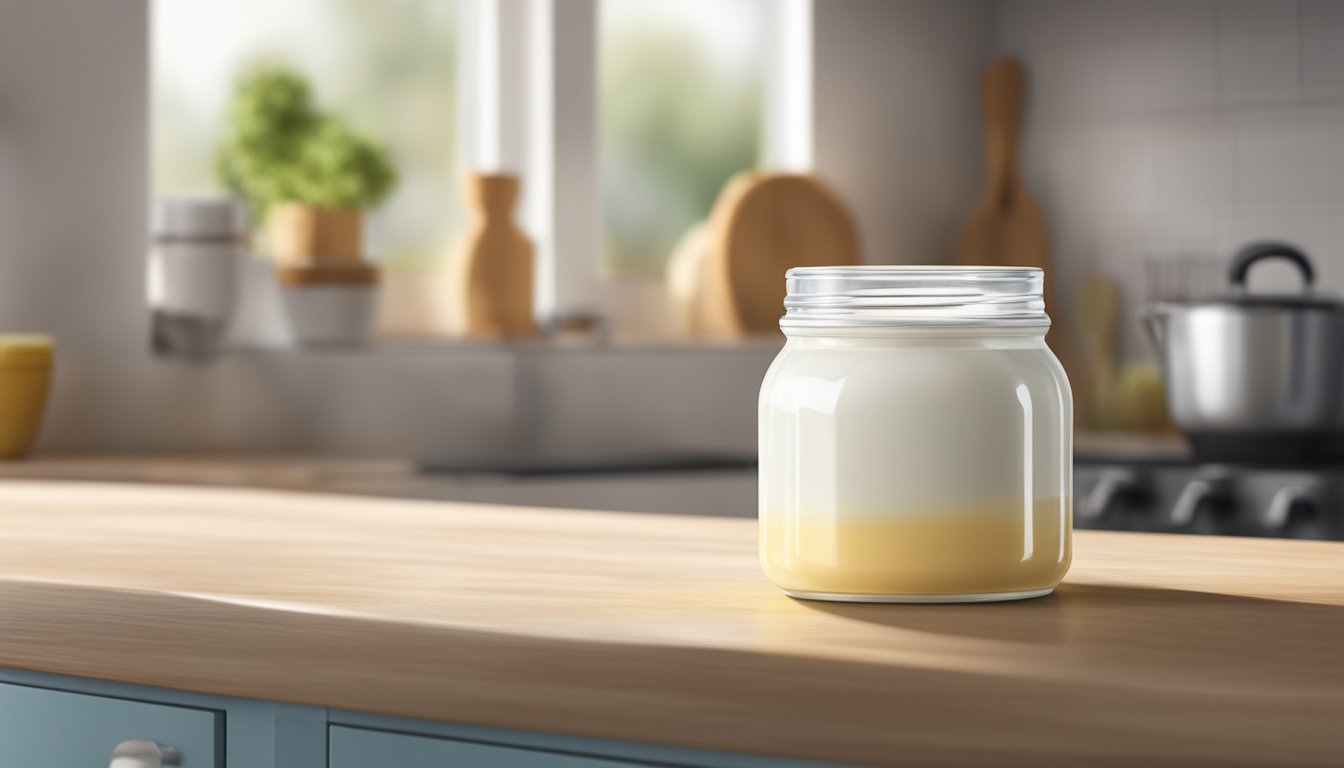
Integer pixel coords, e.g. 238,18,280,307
458,0,813,336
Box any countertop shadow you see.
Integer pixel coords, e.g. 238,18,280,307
796,583,1344,651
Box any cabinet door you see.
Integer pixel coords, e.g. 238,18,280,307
330,726,642,767
0,682,221,767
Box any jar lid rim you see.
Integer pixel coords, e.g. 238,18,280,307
782,265,1048,328
788,265,1042,278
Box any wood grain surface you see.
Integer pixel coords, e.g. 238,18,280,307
0,480,1340,767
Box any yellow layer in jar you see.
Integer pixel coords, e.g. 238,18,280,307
761,497,1071,597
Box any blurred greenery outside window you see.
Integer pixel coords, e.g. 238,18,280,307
599,0,766,278
155,0,768,334
153,0,460,278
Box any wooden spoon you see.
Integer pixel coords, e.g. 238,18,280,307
958,58,1050,276
958,57,1081,402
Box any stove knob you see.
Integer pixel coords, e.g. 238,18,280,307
1262,486,1315,535
1080,468,1144,524
1169,477,1233,531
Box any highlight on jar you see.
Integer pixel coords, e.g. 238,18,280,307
758,266,1073,602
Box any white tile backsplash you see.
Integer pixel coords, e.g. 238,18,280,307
998,0,1105,54
1086,127,1156,242
1235,123,1339,212
1301,25,1344,100
1301,0,1344,30
1148,36,1219,113
1088,0,1157,45
1152,126,1235,218
1097,43,1157,116
1216,32,1300,107
1022,49,1102,126
1151,0,1218,41
1216,0,1299,35
998,0,1344,362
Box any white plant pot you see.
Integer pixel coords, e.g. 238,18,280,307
280,283,379,346
226,256,296,349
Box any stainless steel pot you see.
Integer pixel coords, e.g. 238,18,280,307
1144,242,1344,463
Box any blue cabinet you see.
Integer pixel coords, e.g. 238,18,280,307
331,726,640,767
0,668,835,768
0,682,222,767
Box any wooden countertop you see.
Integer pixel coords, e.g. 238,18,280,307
0,480,1340,767
0,455,418,493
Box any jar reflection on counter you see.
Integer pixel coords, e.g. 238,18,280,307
758,267,1072,602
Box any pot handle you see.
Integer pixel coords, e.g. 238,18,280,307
1228,241,1314,290
1139,305,1165,351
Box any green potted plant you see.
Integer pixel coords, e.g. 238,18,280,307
215,63,396,267
215,63,397,345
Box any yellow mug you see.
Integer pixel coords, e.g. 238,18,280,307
0,336,54,459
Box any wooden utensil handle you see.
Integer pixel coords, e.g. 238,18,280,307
982,57,1024,207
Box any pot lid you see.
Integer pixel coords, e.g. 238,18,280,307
1212,242,1342,310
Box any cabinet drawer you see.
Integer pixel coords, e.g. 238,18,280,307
330,726,642,767
0,682,221,767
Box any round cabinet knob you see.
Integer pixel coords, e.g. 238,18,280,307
110,740,180,768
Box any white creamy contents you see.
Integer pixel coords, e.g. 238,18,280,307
758,330,1073,596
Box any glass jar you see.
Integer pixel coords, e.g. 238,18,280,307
758,267,1072,602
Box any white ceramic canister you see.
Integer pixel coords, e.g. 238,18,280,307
147,197,249,358
758,266,1073,603
276,266,380,346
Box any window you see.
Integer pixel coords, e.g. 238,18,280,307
599,0,767,277
152,0,799,340
153,0,461,274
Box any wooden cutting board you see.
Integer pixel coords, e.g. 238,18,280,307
700,172,859,336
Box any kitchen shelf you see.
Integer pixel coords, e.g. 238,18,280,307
217,335,786,358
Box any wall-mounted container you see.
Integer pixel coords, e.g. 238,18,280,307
0,335,54,459
759,266,1073,602
147,197,249,360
